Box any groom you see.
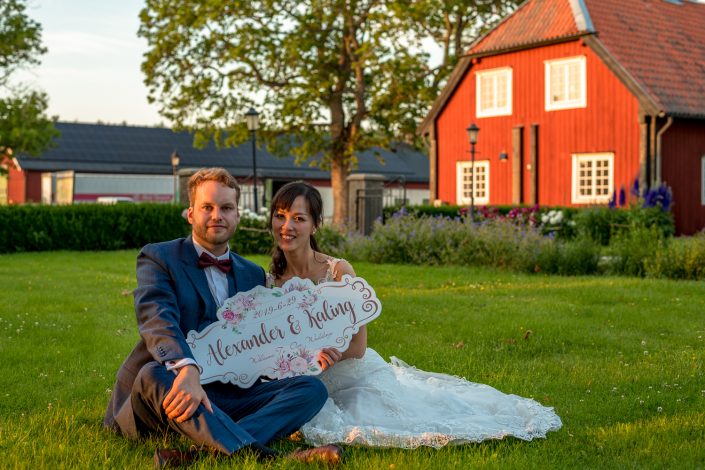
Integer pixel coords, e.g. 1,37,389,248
104,168,342,467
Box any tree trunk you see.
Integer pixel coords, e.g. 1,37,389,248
330,156,349,227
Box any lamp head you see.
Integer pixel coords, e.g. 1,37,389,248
466,123,479,145
170,151,180,167
245,107,260,131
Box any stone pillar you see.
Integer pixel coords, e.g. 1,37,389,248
347,173,384,235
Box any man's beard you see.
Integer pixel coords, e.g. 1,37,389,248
193,224,234,246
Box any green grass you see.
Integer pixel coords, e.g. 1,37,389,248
1,251,704,469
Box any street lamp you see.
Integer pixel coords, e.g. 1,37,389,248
466,123,480,221
245,107,260,213
170,150,180,203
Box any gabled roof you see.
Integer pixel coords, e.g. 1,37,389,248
420,0,705,133
469,0,591,55
14,122,428,183
585,0,705,118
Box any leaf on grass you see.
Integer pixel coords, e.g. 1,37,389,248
453,340,465,349
524,330,533,340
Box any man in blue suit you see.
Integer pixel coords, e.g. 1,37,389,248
104,168,341,467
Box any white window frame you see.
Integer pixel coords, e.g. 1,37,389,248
701,155,705,205
476,67,512,117
545,56,587,111
457,160,490,205
571,152,614,204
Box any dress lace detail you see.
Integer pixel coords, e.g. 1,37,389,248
300,348,562,448
266,258,342,288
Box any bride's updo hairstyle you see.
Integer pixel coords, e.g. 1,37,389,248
268,180,324,278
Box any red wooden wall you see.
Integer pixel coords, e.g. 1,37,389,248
661,119,705,235
6,168,41,204
436,39,642,207
7,167,26,204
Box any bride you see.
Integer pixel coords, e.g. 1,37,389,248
265,181,562,448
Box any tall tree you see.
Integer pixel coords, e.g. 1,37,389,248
0,0,58,173
139,0,517,225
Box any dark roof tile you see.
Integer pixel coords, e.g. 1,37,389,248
16,122,429,183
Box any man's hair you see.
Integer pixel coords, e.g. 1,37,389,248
187,168,240,206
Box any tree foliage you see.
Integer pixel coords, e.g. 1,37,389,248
139,0,518,225
0,0,58,173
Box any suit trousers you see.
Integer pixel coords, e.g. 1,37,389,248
130,361,328,454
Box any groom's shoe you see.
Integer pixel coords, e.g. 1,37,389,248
287,444,344,466
153,447,199,468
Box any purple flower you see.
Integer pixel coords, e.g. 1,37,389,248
608,191,617,209
631,177,640,197
619,187,626,206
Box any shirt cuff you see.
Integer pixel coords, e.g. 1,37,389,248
165,358,202,375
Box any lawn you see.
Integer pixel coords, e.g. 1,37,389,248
0,251,703,469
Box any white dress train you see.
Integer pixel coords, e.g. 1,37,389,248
267,260,561,448
301,348,562,448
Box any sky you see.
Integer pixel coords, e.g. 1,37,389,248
15,0,164,126
15,1,444,128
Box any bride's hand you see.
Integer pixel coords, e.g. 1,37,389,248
318,348,343,370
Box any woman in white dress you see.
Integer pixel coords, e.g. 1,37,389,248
266,181,562,449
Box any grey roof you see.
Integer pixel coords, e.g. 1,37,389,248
15,122,429,183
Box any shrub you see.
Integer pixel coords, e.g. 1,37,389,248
0,203,278,254
604,226,665,276
573,206,674,246
342,214,601,275
316,224,348,258
231,212,270,255
644,233,705,280
0,203,189,252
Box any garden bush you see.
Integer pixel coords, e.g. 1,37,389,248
644,232,705,280
574,206,673,246
0,203,276,254
342,214,601,275
0,203,189,252
597,226,664,277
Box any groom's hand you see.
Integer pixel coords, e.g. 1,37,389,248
163,364,214,423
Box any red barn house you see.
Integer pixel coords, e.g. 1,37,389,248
420,0,705,234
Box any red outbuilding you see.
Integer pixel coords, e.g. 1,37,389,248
420,0,705,234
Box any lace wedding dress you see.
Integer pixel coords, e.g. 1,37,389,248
268,259,562,448
300,348,562,448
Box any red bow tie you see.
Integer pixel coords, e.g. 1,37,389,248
197,252,232,273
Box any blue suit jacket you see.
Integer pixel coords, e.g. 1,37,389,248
103,237,265,437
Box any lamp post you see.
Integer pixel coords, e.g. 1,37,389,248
170,151,180,203
466,123,480,221
245,107,260,213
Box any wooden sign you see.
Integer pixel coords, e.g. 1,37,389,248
185,275,381,388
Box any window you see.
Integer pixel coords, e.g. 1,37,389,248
572,153,613,204
545,56,586,111
457,161,490,205
701,155,705,205
476,68,512,117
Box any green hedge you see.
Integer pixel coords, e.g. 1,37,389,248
0,204,347,256
0,204,190,253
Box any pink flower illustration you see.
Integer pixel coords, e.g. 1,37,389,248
221,309,235,321
297,293,318,309
284,280,310,293
290,357,309,374
235,294,257,311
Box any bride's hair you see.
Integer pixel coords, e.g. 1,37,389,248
268,181,323,278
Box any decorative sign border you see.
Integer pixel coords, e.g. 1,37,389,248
185,275,381,388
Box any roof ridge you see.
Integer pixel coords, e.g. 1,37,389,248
568,0,594,31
